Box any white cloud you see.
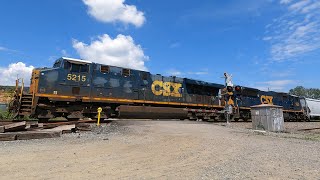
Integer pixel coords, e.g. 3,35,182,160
0,46,18,53
169,42,181,49
280,0,293,5
301,1,320,13
0,62,34,86
61,49,69,57
0,46,8,51
264,0,320,61
262,36,272,41
73,34,149,71
83,0,145,27
260,80,295,86
187,71,209,75
166,69,209,77
255,79,296,91
270,69,294,78
288,0,311,11
167,69,182,76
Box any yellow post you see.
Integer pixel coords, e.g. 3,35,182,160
97,107,102,126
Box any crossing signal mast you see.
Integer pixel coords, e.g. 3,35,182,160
222,72,242,124
223,72,233,87
223,72,242,92
223,72,233,124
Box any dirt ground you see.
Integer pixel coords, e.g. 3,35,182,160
216,121,320,136
0,120,320,180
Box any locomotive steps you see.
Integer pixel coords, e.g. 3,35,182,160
17,93,33,116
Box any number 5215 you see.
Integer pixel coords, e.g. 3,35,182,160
67,74,86,82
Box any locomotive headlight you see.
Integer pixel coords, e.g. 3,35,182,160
39,87,46,93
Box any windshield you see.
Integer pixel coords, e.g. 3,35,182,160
53,60,62,68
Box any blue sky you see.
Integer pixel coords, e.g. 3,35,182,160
0,0,319,92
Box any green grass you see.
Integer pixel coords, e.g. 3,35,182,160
302,134,320,141
0,110,37,121
0,110,15,121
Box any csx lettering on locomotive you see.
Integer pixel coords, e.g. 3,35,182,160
260,95,273,105
151,80,182,97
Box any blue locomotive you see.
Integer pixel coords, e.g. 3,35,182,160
229,86,306,121
10,57,307,121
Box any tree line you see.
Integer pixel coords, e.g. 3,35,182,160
289,86,320,99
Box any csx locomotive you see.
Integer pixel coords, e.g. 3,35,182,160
10,57,308,121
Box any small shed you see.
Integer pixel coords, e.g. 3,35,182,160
250,104,284,132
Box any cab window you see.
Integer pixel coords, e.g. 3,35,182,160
101,65,110,73
71,64,81,72
64,61,89,73
64,61,71,69
53,60,62,68
122,69,130,77
80,64,89,73
140,72,148,80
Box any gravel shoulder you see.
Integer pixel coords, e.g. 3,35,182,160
0,120,319,179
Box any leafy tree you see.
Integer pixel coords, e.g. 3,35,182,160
289,86,320,99
289,86,306,97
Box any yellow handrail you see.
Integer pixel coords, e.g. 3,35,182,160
18,78,24,106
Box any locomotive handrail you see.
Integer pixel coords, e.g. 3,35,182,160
18,78,24,107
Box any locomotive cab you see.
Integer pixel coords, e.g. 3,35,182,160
55,57,92,99
34,57,92,101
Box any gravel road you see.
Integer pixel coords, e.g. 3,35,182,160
0,120,319,179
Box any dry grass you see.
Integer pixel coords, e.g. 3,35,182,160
0,92,13,104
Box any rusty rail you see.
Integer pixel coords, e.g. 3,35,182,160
297,127,320,131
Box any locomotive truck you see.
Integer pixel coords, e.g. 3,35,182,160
9,57,310,121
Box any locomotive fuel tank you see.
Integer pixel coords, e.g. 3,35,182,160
117,105,188,119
